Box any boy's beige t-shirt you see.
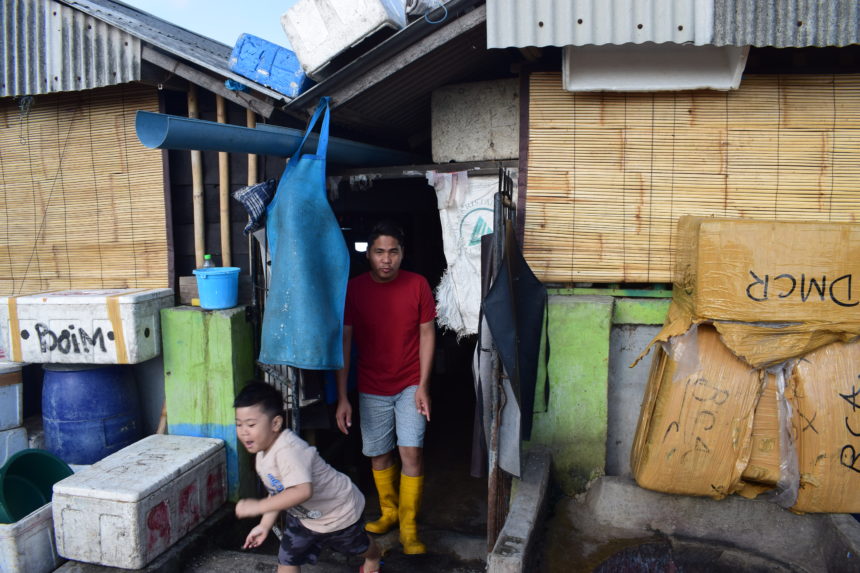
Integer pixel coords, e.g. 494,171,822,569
256,429,365,533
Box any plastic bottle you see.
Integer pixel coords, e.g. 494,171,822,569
202,254,214,268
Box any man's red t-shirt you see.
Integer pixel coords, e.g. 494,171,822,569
344,270,436,396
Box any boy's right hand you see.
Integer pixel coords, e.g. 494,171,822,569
335,399,352,435
243,524,269,549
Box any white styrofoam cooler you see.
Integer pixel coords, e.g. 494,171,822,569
281,0,406,79
0,427,28,467
0,288,174,365
0,362,23,431
0,503,63,573
52,434,226,569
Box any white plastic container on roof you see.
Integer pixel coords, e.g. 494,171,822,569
0,288,174,365
52,434,227,569
281,0,407,80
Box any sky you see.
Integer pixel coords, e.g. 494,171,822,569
121,0,300,48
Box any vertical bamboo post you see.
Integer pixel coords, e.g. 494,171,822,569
217,95,231,267
188,85,205,269
246,108,258,186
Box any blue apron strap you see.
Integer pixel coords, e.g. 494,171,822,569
288,97,330,165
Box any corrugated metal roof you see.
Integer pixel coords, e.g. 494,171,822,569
60,0,287,100
486,0,860,48
487,0,716,48
712,0,860,47
2,0,285,101
2,0,140,97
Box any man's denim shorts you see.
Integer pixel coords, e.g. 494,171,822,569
359,385,426,457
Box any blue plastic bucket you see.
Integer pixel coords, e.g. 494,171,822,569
42,364,141,465
0,449,72,523
192,266,241,310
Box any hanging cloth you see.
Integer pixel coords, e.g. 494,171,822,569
259,97,349,370
483,219,549,441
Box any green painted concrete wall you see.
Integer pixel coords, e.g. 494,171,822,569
161,306,256,500
528,295,614,495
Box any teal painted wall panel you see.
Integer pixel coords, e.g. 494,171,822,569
162,306,256,500
528,295,613,495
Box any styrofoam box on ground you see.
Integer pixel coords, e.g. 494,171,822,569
281,0,406,79
0,362,23,430
52,434,226,569
0,426,28,467
0,502,64,573
0,288,174,365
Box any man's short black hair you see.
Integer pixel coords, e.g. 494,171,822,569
367,220,405,250
234,381,286,423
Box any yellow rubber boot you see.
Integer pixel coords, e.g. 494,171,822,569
398,474,426,555
366,465,400,534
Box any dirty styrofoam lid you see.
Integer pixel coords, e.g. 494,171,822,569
0,362,25,375
0,288,174,305
52,434,224,502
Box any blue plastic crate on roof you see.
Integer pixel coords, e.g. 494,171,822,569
228,34,314,98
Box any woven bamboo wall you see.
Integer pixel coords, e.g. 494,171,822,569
0,84,167,294
525,72,860,284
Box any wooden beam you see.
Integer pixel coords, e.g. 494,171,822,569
332,159,517,180
217,95,231,267
188,84,205,269
143,45,276,118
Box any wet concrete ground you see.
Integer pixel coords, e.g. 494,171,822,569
189,336,490,572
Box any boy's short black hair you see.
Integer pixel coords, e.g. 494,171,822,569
367,220,405,250
234,381,286,423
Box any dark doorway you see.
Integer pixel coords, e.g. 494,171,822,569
329,176,488,542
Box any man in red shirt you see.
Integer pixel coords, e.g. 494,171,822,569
335,221,436,555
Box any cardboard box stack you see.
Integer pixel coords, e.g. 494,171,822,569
631,216,860,512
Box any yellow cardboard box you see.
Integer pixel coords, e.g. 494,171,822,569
742,374,782,486
654,216,860,368
790,339,860,513
631,324,764,499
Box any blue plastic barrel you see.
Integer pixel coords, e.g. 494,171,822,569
42,364,142,464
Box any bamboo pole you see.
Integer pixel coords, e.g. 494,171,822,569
246,108,258,185
217,95,231,267
188,84,205,269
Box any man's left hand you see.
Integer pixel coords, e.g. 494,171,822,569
415,386,431,422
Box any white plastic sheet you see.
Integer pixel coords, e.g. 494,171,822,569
428,171,500,337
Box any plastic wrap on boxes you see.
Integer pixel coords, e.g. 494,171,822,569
631,324,764,499
229,34,312,98
790,339,860,513
647,216,860,368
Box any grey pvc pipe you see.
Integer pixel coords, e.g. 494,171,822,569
135,111,420,167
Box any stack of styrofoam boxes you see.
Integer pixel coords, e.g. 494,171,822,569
281,0,406,80
0,361,64,573
52,434,227,568
0,362,26,466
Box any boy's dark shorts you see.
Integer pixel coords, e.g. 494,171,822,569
278,513,370,566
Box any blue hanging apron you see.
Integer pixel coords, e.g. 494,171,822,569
259,97,349,370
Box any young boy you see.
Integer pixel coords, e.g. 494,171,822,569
234,381,381,573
